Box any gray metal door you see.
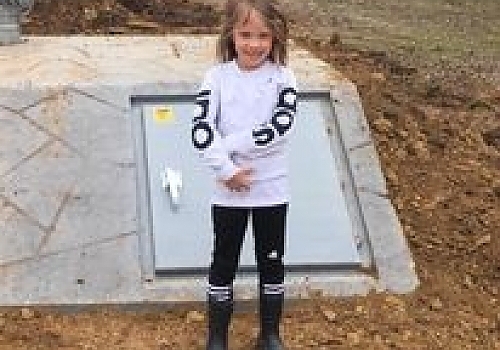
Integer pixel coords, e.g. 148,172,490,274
141,95,361,274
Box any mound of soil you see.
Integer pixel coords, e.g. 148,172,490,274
22,0,220,34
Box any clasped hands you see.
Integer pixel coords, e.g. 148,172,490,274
221,167,253,193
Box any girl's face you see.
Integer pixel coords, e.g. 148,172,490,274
232,8,273,71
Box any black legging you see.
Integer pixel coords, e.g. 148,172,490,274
209,204,288,287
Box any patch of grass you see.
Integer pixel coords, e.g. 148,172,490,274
312,0,500,84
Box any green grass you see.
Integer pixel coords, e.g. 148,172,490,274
312,0,500,82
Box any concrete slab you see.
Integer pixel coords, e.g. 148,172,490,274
2,140,82,229
0,88,45,112
23,88,136,163
0,106,49,176
40,160,137,255
0,36,418,306
0,36,337,88
357,191,418,293
0,196,44,265
0,232,141,305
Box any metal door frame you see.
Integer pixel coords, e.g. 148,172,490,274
131,88,373,283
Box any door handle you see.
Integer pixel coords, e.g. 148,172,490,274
162,167,182,210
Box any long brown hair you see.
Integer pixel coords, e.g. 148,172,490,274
217,0,289,65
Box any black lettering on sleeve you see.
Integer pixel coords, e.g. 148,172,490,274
192,121,214,150
271,108,294,137
278,87,297,112
252,125,275,147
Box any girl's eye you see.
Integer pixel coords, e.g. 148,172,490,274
237,31,271,40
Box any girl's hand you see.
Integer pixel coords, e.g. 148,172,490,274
222,167,253,192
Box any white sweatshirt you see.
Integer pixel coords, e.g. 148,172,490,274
192,60,297,207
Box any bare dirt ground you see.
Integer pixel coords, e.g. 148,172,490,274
1,0,499,349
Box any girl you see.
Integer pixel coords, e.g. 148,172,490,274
191,1,297,349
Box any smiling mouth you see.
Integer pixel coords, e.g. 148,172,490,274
243,52,265,59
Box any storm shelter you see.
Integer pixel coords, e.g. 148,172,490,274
0,37,418,305
136,93,363,275
133,84,418,297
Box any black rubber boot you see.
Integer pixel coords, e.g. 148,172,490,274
206,287,233,350
257,292,286,350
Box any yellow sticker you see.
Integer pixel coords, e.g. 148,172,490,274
154,106,174,124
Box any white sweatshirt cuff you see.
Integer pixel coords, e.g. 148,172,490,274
217,160,238,181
